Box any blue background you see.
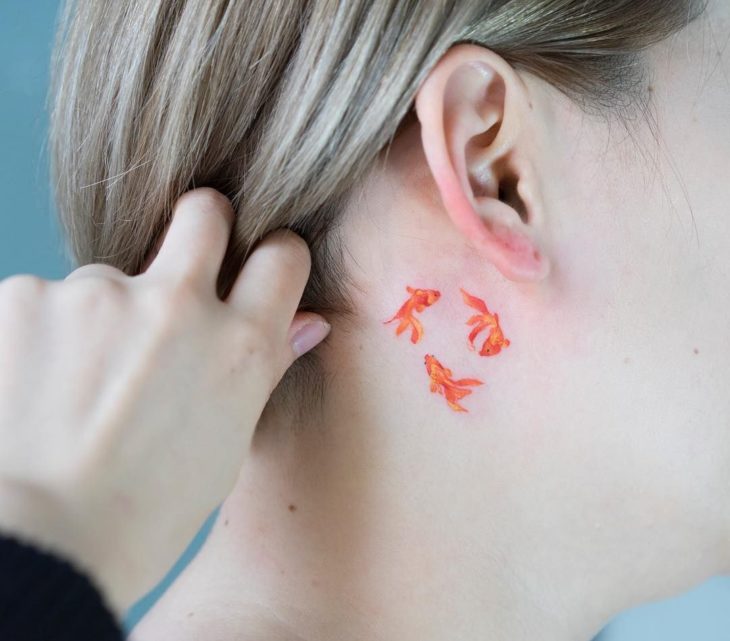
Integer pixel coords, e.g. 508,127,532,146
2,1,729,638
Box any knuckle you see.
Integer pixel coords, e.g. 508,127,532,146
165,271,204,308
144,276,205,334
0,276,45,329
0,274,46,305
65,276,125,313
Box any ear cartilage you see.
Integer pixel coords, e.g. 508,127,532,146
424,354,484,413
383,286,441,344
460,288,511,356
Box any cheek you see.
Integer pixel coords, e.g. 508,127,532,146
646,94,730,352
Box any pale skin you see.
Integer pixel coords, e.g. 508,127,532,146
0,188,331,617
1,2,728,641
131,2,730,639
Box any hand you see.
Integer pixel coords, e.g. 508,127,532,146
0,188,330,615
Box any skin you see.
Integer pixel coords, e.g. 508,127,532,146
128,1,728,639
0,189,331,616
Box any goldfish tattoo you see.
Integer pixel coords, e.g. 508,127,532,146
424,354,484,413
460,288,511,357
383,286,441,344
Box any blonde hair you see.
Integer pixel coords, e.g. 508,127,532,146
49,0,705,429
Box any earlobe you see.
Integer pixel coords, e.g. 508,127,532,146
415,44,550,283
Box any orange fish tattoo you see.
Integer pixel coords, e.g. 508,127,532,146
383,286,441,344
460,288,511,357
424,354,484,413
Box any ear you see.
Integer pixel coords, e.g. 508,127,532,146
415,43,550,283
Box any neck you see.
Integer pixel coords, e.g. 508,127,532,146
218,415,606,641
134,330,717,641
194,369,618,641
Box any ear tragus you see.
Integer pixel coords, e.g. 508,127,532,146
495,159,529,224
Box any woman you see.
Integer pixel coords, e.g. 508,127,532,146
3,0,730,639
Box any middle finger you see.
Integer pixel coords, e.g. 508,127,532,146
145,188,235,289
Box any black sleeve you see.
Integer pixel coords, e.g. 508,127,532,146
0,531,124,641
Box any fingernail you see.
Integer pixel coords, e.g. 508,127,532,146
291,321,331,357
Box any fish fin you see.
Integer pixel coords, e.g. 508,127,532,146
452,389,472,401
468,324,484,346
397,317,414,334
410,318,424,344
447,400,468,412
460,288,489,314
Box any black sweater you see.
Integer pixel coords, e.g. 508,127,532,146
0,532,123,640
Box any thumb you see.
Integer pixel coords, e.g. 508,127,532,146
286,312,331,360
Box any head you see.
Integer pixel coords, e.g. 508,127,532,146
50,0,730,635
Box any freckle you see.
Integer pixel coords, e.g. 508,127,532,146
187,611,194,618
694,348,699,355
288,504,297,512
623,356,631,364
647,84,654,93
224,518,229,526
311,578,320,587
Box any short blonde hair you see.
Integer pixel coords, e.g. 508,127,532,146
49,0,706,429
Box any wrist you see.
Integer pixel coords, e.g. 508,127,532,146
0,478,124,618
0,530,123,636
